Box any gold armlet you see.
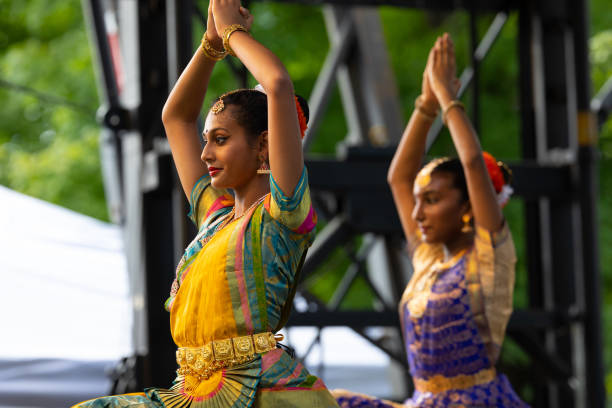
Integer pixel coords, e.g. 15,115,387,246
223,24,250,57
442,100,465,125
415,95,438,121
201,34,227,61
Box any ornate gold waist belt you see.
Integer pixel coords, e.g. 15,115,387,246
413,367,496,394
176,332,282,380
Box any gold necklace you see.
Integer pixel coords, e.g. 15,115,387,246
218,194,267,231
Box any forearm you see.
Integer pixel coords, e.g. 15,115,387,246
387,107,433,187
229,31,304,194
440,91,503,229
162,45,217,126
439,91,483,166
228,32,293,94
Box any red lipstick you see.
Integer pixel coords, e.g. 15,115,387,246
208,167,222,177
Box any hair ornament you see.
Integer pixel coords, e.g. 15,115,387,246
211,89,249,115
415,157,451,188
497,184,514,207
482,152,504,193
253,84,266,94
295,96,308,139
482,151,513,207
211,99,225,114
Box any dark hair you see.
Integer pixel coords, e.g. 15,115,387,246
212,90,310,141
430,158,469,202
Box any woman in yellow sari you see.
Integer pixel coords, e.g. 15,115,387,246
74,0,338,406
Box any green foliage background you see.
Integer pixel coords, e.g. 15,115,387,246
1,0,611,403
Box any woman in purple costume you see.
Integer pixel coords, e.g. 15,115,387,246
333,34,529,407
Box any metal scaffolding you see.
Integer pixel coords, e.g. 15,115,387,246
82,0,607,406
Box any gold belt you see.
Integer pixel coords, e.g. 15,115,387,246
176,332,282,380
413,367,496,394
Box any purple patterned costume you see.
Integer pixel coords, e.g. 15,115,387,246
335,225,529,408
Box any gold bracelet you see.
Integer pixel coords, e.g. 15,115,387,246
442,100,465,125
415,95,438,121
201,34,227,61
222,24,249,57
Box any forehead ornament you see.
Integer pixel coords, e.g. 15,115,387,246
415,157,451,188
211,99,225,115
211,89,245,115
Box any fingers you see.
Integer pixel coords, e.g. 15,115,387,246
441,34,448,67
239,6,254,28
445,33,456,71
432,36,441,69
208,0,214,20
424,44,435,79
212,0,250,28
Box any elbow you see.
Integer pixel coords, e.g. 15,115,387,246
387,169,398,186
261,72,294,97
387,163,403,186
387,171,408,191
161,102,173,128
161,101,189,132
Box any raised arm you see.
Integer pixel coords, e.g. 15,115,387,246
213,0,303,197
428,34,503,231
387,47,439,242
161,1,225,198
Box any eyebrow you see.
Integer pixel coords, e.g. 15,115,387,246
415,189,439,197
202,127,230,137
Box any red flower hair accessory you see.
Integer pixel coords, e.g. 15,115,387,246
295,96,308,139
483,151,504,193
483,151,514,207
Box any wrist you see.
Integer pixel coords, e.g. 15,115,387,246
415,95,438,121
419,96,439,112
205,32,223,51
201,33,227,61
442,100,465,125
436,87,455,110
223,24,250,57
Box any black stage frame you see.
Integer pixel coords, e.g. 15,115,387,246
82,0,609,405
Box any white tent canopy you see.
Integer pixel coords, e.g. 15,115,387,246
0,186,131,407
0,185,132,361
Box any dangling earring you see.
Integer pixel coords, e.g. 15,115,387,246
257,161,270,175
461,214,473,233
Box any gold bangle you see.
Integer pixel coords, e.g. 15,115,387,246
415,95,438,121
201,34,227,61
222,24,249,57
442,100,465,125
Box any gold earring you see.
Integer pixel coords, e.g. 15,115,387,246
461,214,473,233
257,161,270,175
